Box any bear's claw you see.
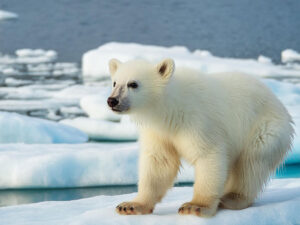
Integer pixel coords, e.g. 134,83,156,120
178,202,216,217
116,202,153,215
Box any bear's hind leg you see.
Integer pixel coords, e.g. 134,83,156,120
221,118,293,210
219,192,251,210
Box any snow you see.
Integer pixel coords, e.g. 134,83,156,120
60,116,138,141
0,178,299,225
82,42,300,79
0,112,88,144
282,49,300,63
0,10,18,20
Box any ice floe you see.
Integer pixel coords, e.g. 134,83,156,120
0,49,79,77
0,112,88,144
82,42,300,80
282,49,300,64
0,178,299,225
0,10,18,20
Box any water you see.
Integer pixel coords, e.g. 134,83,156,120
0,0,300,63
0,185,138,207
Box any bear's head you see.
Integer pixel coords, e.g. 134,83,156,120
107,58,175,114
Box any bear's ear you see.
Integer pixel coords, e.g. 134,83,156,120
108,58,122,76
156,58,175,80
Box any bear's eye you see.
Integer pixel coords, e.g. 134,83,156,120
127,82,138,89
113,81,116,87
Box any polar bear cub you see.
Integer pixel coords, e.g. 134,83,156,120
107,58,294,217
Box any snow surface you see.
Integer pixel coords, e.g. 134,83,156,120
0,10,18,20
0,112,88,144
0,178,299,225
82,42,300,79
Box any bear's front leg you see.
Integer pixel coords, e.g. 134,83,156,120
178,152,227,217
116,132,180,215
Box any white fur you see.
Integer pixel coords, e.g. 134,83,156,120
109,59,294,217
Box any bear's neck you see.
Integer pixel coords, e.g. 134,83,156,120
130,85,185,133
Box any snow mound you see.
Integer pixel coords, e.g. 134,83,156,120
0,179,299,225
82,43,190,79
282,49,300,63
82,42,300,79
0,143,193,189
0,112,88,144
0,10,18,20
60,116,138,141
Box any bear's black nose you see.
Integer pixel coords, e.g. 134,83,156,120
107,97,119,107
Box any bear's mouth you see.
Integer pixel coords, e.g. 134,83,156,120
111,106,130,114
111,107,122,112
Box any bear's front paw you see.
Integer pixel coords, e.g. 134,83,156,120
178,202,217,217
116,202,153,215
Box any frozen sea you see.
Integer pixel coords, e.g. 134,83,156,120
0,0,300,62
